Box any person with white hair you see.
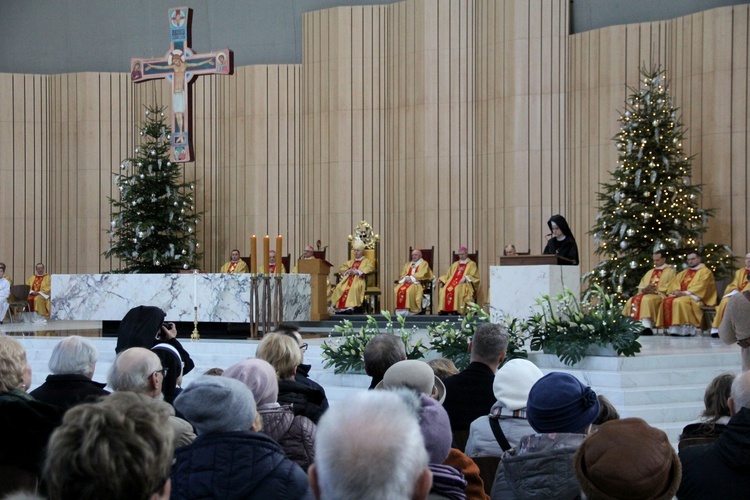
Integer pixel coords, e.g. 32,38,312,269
309,390,433,500
330,239,374,314
30,336,109,411
677,370,750,498
107,347,195,449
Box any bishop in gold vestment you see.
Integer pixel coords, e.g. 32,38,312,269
330,240,374,312
438,247,480,315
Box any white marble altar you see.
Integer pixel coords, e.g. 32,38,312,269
489,265,580,323
51,273,311,322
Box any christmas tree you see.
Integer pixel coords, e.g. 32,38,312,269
586,66,733,299
105,105,202,273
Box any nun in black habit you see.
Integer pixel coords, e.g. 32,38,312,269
543,214,579,265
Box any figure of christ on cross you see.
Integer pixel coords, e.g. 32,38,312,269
131,7,232,163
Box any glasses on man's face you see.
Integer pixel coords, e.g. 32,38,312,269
153,367,169,377
299,343,309,352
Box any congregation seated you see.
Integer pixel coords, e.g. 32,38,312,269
330,239,374,313
427,357,459,378
223,358,316,471
490,372,600,499
363,333,406,389
26,262,51,318
711,252,750,335
542,215,579,265
394,249,434,315
465,359,543,458
0,336,61,497
219,248,249,273
677,370,750,498
259,249,286,274
29,336,109,412
43,391,173,500
575,418,681,500
622,250,676,332
438,246,480,315
679,372,734,448
172,376,312,499
658,250,717,336
256,333,327,423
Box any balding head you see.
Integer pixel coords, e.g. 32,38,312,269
729,370,750,415
107,348,163,398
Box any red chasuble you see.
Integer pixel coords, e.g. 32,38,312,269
396,265,418,309
662,269,697,327
444,263,467,312
336,260,364,309
630,268,664,317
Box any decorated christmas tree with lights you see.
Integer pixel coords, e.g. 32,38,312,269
105,105,202,273
587,66,733,299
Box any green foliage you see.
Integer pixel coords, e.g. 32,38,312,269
320,311,427,374
104,105,202,273
427,303,528,371
527,286,642,366
586,65,733,300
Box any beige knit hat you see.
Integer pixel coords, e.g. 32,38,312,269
575,417,682,500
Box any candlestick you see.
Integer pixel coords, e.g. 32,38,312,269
263,235,270,274
276,235,283,274
250,234,257,274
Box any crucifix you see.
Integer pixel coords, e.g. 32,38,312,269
131,7,232,163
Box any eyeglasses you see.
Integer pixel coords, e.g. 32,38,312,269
153,367,169,377
299,343,309,352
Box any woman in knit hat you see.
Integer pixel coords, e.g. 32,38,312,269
465,359,543,458
490,372,600,499
575,418,681,500
223,358,316,471
171,376,311,499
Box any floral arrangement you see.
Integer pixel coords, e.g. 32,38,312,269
321,311,427,374
527,286,642,366
427,303,528,371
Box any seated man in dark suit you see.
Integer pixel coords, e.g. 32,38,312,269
442,323,509,437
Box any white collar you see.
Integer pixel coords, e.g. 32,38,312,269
459,259,468,264
555,235,566,242
411,259,422,266
689,263,703,271
655,264,667,270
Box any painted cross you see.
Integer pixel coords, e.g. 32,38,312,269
130,7,232,163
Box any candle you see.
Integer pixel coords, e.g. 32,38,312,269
276,235,283,274
263,235,270,274
250,235,257,274
193,270,198,309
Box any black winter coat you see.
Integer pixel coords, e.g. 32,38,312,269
170,431,313,500
29,374,109,412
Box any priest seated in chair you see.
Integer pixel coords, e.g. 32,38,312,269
394,249,434,315
438,246,480,315
330,239,374,314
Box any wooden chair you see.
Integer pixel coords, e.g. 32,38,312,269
408,246,435,314
8,284,31,323
280,253,291,273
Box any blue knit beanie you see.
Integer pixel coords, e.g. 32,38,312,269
526,372,600,433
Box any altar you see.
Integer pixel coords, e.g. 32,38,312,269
51,273,311,322
489,258,580,323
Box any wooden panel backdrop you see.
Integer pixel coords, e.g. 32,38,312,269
1,0,749,313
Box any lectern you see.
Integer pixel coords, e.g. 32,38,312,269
297,259,333,321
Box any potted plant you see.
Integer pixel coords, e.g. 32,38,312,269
321,311,427,374
526,286,642,366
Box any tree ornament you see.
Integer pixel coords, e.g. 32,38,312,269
629,261,638,269
183,263,189,269
620,241,628,249
155,260,160,266
145,110,150,116
110,220,116,227
674,219,681,225
134,147,140,154
182,249,187,255
626,228,635,237
140,174,145,179
598,269,607,277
